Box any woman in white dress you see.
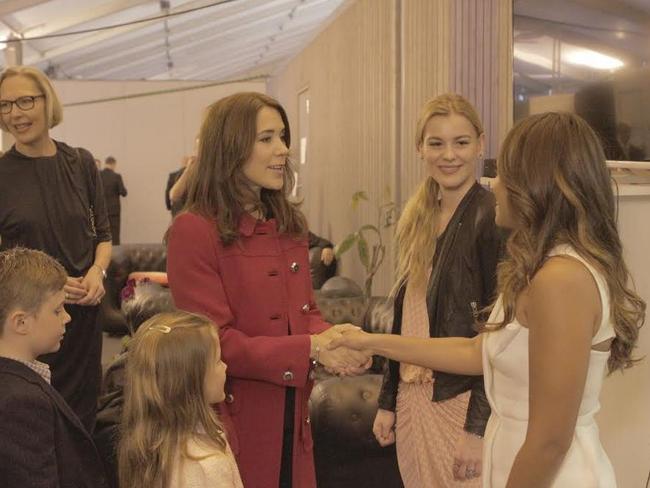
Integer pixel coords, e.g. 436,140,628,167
332,111,645,487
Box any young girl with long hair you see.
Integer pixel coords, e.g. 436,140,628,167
374,93,502,486
118,311,243,488
333,111,645,487
165,92,368,488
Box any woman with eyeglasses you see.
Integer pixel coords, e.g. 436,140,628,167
0,66,112,432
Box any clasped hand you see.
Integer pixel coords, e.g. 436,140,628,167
327,327,369,351
312,324,372,376
64,266,105,306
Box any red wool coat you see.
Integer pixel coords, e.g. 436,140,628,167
167,212,330,488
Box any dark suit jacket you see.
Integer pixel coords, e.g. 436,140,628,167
165,167,186,216
0,357,108,488
100,168,127,216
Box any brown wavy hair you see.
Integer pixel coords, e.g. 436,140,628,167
183,92,306,245
495,112,645,372
392,93,484,294
118,312,226,488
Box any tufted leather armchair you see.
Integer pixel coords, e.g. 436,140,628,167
314,277,394,334
98,244,168,335
310,277,401,487
100,243,340,335
314,277,394,374
310,374,403,488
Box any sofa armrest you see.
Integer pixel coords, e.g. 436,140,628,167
101,244,168,335
121,281,175,334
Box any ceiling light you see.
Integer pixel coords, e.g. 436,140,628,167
513,47,553,70
563,48,624,70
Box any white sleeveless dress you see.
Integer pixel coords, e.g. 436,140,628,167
482,245,617,487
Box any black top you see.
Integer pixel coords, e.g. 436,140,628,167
100,168,127,216
165,167,186,216
308,231,333,249
0,141,111,276
378,183,504,436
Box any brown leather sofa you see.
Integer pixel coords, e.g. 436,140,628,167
99,242,337,335
312,280,402,487
98,244,167,335
310,375,403,488
98,242,402,487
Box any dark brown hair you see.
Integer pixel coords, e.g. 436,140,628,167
183,92,306,244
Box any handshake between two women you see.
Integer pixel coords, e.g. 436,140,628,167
310,324,373,376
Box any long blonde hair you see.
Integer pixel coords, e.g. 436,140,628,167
118,312,226,488
495,112,645,372
393,94,484,293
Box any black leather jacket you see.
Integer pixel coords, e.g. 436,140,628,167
377,182,504,436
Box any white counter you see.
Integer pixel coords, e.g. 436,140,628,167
598,192,650,487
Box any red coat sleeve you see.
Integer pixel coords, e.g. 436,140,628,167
167,213,314,387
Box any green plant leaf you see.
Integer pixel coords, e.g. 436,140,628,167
334,233,358,258
359,224,380,236
357,234,370,269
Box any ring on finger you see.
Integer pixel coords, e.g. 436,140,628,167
466,468,477,478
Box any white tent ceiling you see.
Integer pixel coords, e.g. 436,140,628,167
0,0,346,81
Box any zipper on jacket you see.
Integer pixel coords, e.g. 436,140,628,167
470,301,479,319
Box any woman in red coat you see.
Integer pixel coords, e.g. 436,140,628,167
166,92,370,488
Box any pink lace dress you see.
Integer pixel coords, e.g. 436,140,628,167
395,278,481,488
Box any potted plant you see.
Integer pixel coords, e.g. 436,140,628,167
334,190,397,297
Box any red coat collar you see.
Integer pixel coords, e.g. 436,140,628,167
237,212,277,237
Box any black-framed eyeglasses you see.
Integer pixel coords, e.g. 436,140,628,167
0,95,45,114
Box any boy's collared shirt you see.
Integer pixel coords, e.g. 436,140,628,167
13,358,52,384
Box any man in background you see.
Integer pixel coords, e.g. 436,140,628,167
100,156,127,245
165,155,194,218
